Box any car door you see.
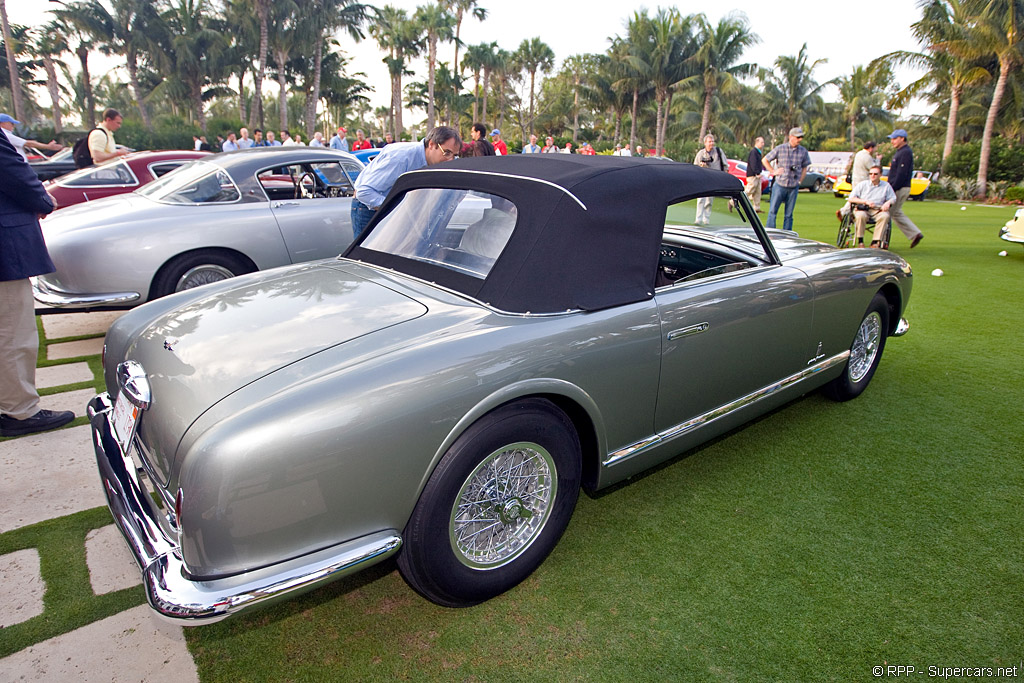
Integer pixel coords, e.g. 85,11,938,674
266,160,359,262
652,199,815,434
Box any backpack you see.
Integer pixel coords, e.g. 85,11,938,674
72,127,107,168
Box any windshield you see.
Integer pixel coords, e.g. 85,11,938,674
136,160,240,204
361,188,517,279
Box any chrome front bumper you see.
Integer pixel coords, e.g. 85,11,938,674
87,393,403,624
33,278,140,308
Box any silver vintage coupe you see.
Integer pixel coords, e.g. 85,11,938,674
89,155,912,622
34,147,364,309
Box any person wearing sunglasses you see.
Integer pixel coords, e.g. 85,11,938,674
351,126,463,239
848,164,896,248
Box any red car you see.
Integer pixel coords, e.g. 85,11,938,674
726,158,770,193
44,150,211,207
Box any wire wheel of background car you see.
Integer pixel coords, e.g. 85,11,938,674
824,292,889,402
836,216,851,248
397,398,581,607
152,250,254,298
810,179,822,193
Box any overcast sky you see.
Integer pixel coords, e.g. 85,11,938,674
9,0,931,122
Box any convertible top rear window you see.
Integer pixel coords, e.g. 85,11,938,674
361,189,517,279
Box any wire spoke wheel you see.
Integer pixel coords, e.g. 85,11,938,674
450,442,556,569
176,264,235,291
848,311,882,383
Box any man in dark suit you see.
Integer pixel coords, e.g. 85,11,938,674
0,130,75,437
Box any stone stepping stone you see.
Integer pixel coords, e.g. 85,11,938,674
35,363,94,390
0,426,105,533
40,310,125,340
0,549,44,627
47,337,105,361
0,604,198,682
85,526,141,595
38,389,96,417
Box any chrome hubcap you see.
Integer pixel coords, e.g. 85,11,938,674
450,442,556,569
849,311,882,382
175,265,235,292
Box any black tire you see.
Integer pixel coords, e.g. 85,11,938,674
151,250,253,299
810,179,821,193
836,215,851,248
397,398,581,607
823,292,889,401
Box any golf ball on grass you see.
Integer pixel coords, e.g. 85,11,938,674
961,206,967,210
932,268,944,276
999,251,1008,256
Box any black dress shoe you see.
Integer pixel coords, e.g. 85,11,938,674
0,409,75,437
910,233,924,248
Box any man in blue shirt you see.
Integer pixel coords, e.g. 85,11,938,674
762,127,812,231
330,126,349,151
886,129,924,248
351,126,462,239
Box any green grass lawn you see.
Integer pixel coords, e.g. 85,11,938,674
182,195,1024,681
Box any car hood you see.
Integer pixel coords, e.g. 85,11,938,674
118,263,428,483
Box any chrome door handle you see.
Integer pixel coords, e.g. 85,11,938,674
667,322,709,341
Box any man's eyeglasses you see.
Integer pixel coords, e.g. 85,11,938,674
441,147,459,159
869,172,880,176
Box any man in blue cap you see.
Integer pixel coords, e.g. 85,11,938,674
0,113,64,161
886,129,924,248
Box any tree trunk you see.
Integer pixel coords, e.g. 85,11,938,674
481,67,491,125
193,81,206,131
528,70,536,135
426,37,436,130
250,10,269,129
572,72,579,144
654,88,665,157
307,33,324,139
849,116,856,151
238,69,248,124
0,0,23,121
942,85,960,163
43,55,62,134
276,49,288,131
629,87,638,148
471,70,480,123
614,109,621,145
78,46,96,129
699,88,713,142
392,72,404,139
976,59,1009,197
126,49,152,131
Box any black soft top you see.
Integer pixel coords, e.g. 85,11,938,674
346,154,743,313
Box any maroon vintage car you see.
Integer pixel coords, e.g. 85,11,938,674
45,150,211,207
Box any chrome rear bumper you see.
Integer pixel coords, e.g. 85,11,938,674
87,393,402,623
33,278,140,308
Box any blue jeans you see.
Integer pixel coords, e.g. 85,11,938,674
767,183,799,231
350,200,375,240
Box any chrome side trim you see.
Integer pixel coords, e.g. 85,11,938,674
404,168,588,210
604,351,850,466
32,279,140,308
88,393,402,623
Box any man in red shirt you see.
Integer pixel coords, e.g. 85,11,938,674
351,129,373,151
490,129,508,156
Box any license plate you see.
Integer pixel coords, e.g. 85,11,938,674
111,392,140,454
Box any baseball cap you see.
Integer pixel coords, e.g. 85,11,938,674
490,129,500,136
789,127,804,137
888,129,908,139
338,126,347,133
0,113,20,125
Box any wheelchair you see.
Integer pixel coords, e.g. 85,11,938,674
836,205,891,249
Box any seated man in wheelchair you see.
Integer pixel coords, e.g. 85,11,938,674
848,165,896,248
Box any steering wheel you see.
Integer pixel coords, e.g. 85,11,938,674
297,172,321,199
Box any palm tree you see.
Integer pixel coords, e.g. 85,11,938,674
461,42,489,122
28,25,68,133
692,12,759,142
158,0,227,131
372,6,422,139
0,0,24,121
875,0,990,162
52,1,101,128
489,47,512,131
513,37,554,136
413,4,454,130
616,14,657,148
967,0,1023,195
302,0,368,139
246,0,272,128
760,43,835,133
441,0,486,111
834,63,894,150
479,41,500,125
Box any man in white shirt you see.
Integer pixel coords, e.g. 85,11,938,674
237,127,254,148
310,132,325,147
221,132,239,152
0,114,63,161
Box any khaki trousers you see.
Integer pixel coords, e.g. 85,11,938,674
890,187,922,242
0,278,41,420
744,176,762,211
854,208,891,244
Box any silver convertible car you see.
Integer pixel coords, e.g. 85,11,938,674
88,155,912,622
34,147,363,309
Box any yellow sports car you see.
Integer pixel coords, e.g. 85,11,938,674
833,167,932,201
1000,208,1024,245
